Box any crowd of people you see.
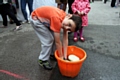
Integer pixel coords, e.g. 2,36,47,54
0,0,119,30
0,0,33,31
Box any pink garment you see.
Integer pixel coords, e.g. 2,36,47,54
72,0,91,26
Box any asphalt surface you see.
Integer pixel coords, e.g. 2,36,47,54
0,1,120,80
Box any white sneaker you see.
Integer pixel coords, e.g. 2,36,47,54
22,20,30,24
12,25,22,31
27,21,30,24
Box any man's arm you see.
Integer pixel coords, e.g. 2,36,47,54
63,29,68,59
54,32,63,59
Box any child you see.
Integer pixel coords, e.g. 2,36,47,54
71,0,91,42
30,6,82,70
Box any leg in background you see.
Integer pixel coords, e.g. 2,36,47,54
79,26,85,42
63,3,67,11
21,0,28,21
68,0,74,14
73,31,78,42
1,13,8,27
27,0,33,14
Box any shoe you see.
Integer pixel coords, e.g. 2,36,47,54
73,37,78,42
22,20,30,24
80,36,85,42
21,20,27,24
12,25,22,31
0,25,7,28
38,60,53,70
50,55,56,61
27,21,30,24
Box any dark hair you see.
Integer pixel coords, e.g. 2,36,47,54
70,14,82,32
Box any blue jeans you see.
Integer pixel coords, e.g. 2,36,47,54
21,0,33,20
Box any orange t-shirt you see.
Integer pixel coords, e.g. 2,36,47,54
31,6,66,33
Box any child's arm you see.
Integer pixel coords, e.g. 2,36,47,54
63,29,68,59
54,32,63,59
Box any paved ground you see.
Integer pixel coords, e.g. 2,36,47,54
0,1,120,80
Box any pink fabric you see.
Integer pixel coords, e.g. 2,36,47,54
72,0,91,26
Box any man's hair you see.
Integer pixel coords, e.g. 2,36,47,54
70,14,82,32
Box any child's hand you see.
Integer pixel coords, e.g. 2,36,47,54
59,56,64,59
77,11,81,15
77,11,85,16
33,16,37,20
80,11,85,15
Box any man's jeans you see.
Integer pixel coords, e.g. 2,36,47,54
21,0,33,21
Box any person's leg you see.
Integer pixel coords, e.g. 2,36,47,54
73,31,78,41
1,13,8,27
7,9,21,26
30,19,54,70
63,3,67,11
104,0,107,3
116,0,120,6
111,0,116,7
62,0,68,11
68,0,74,14
0,4,8,27
27,0,33,14
79,26,85,42
21,0,28,21
50,31,56,60
6,4,22,31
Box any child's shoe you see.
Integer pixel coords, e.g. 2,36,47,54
38,60,53,70
73,37,78,42
80,36,85,42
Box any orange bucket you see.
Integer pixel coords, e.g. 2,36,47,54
55,46,87,77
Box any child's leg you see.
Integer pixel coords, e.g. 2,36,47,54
79,26,83,37
79,26,85,42
73,31,78,41
74,31,78,38
31,19,54,61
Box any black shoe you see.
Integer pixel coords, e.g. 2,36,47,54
50,55,56,61
38,60,53,70
9,21,14,24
